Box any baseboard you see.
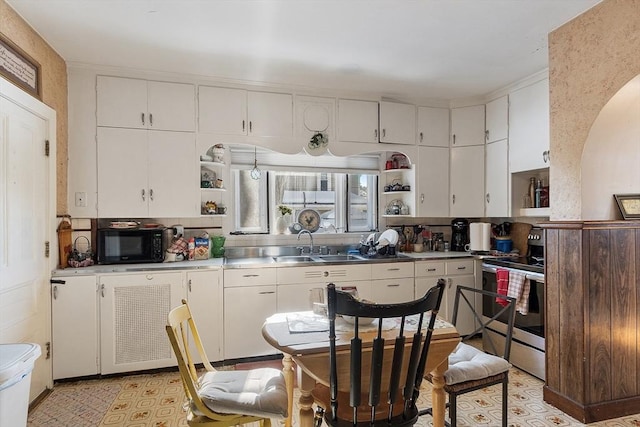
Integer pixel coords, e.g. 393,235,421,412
543,386,640,423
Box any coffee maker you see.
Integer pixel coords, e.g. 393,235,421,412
451,218,469,252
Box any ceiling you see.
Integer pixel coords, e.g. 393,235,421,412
7,0,601,102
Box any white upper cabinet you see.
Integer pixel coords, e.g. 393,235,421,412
248,91,293,138
198,86,247,135
485,139,510,217
416,146,449,217
379,101,416,145
485,95,508,143
97,76,195,131
97,127,197,218
509,78,550,172
198,86,293,138
337,99,379,144
417,106,449,147
450,145,485,217
451,105,485,146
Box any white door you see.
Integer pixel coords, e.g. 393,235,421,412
417,106,449,147
198,86,247,135
147,81,195,132
337,99,379,143
450,145,485,217
451,105,485,147
485,139,509,217
0,83,55,400
186,269,223,362
417,146,449,217
247,91,293,138
96,75,148,129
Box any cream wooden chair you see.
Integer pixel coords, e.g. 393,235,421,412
166,299,288,427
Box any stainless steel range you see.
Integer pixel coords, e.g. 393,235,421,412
481,227,546,380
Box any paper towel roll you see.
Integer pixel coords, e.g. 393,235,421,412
469,222,491,252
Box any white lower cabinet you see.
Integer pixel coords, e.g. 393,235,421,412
187,269,223,363
415,259,477,336
224,268,278,359
52,276,99,379
99,272,184,375
370,262,415,303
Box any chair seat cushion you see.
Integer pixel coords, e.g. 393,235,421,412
445,343,511,385
198,368,288,419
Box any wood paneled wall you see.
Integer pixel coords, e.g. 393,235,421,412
542,221,640,423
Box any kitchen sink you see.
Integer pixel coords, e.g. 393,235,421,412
273,256,315,263
313,254,367,262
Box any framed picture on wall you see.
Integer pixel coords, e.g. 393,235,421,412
614,194,640,220
0,33,42,100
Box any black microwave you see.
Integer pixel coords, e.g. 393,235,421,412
97,228,164,264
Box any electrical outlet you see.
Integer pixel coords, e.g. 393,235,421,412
75,192,87,207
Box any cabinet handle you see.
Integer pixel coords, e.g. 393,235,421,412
421,193,424,204
387,268,400,271
249,121,253,133
382,128,386,138
486,193,490,203
452,194,456,204
149,113,153,126
452,134,456,145
53,285,58,300
427,268,436,272
387,284,400,287
323,271,329,277
374,129,378,139
543,150,550,163
243,274,259,278
448,278,452,288
419,132,423,142
259,291,275,295
141,189,146,201
457,266,467,270
149,188,154,201
146,274,153,280
188,278,192,292
141,113,145,125
242,120,245,132
100,283,105,297
485,129,489,140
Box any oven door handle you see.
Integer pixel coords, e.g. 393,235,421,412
482,264,544,283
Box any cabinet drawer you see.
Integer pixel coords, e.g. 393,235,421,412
370,277,415,304
371,262,414,280
414,261,445,277
445,259,475,275
224,268,277,287
277,264,371,285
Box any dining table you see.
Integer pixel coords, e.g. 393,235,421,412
262,311,460,427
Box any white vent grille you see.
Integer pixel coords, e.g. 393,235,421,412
114,284,171,365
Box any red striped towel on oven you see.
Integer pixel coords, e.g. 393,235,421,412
507,270,530,315
495,268,510,307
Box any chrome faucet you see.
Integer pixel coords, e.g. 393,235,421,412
297,229,314,255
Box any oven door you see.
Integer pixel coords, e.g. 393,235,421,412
482,264,545,346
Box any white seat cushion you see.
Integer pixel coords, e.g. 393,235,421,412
198,368,288,419
444,343,512,385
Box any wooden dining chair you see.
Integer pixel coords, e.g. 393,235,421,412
420,285,517,427
312,279,446,426
166,299,288,427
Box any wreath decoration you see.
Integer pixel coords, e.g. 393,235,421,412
308,132,328,150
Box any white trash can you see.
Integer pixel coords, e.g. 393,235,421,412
0,343,42,427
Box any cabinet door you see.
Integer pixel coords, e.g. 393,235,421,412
337,99,379,143
485,96,508,143
485,139,509,217
379,101,416,145
444,274,477,336
417,146,449,217
199,86,247,135
97,76,147,129
187,270,223,362
509,78,550,172
97,127,149,217
224,285,277,359
417,106,449,147
147,81,195,132
370,278,415,304
99,272,184,374
52,276,98,379
450,145,485,217
451,105,485,146
147,131,198,217
247,91,293,138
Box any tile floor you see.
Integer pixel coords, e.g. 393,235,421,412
27,364,640,427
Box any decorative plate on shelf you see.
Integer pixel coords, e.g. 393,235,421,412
297,209,321,233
